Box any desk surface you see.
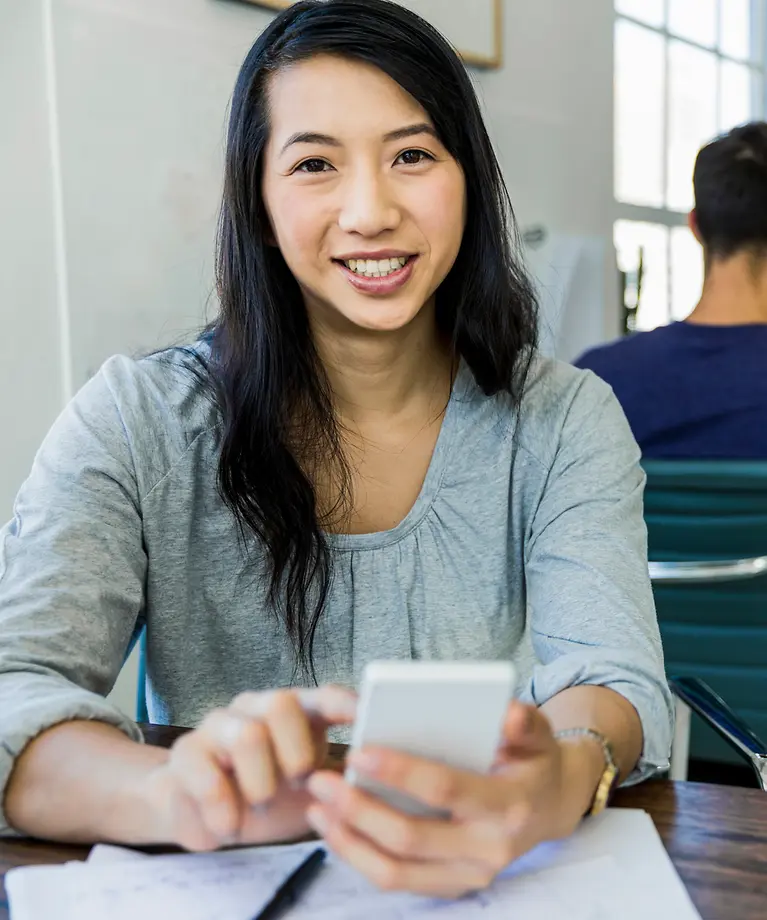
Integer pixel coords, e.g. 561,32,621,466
2,723,767,919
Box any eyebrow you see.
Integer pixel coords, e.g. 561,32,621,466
279,122,439,155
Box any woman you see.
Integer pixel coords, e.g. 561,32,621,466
0,0,672,898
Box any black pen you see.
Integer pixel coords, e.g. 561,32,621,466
252,847,327,920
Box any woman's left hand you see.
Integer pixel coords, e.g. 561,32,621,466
304,702,592,898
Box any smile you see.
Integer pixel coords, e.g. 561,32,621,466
340,256,411,278
333,254,418,295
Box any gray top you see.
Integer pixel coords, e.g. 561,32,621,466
0,346,673,836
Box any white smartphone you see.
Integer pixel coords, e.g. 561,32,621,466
345,660,516,818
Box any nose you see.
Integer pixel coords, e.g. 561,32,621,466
337,168,401,237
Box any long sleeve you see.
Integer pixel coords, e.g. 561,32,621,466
0,366,147,836
521,375,673,783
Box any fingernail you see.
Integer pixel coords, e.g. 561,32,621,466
306,805,329,835
348,750,380,774
307,774,336,803
299,688,358,720
325,695,358,720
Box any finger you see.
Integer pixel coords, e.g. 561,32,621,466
306,804,497,898
171,724,245,843
170,785,235,853
199,708,279,807
345,748,511,820
499,702,554,755
307,771,514,866
231,685,357,727
258,690,319,781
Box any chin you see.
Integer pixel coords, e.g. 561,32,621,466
344,300,425,334
306,284,428,334
351,314,420,334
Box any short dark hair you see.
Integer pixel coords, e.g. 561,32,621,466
693,121,767,259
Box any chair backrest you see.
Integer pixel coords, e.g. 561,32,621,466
643,460,767,764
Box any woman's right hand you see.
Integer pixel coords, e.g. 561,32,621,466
143,685,357,852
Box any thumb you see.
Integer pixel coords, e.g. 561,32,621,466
499,701,553,755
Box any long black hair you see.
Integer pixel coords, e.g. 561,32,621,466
198,0,537,680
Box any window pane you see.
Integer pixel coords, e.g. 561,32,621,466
667,42,718,211
720,60,753,130
668,0,717,48
615,21,665,207
615,0,665,28
615,221,669,331
720,0,751,60
670,226,704,321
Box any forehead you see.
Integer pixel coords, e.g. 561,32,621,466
265,55,432,146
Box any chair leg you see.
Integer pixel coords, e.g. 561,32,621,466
670,698,691,782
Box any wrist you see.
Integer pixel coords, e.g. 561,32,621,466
556,734,607,827
107,745,173,846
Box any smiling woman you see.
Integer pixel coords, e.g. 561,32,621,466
1,0,671,904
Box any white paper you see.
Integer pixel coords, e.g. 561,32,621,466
506,808,700,919
85,843,152,865
7,809,701,920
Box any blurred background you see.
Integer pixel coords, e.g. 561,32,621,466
1,0,763,716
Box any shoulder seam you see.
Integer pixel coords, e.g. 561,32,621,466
100,357,219,504
515,439,549,472
141,425,220,504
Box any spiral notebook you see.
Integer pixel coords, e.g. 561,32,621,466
5,809,701,920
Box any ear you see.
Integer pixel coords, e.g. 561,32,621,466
688,209,703,244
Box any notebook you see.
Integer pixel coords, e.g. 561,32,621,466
6,809,702,920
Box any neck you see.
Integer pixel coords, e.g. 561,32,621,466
687,252,767,326
309,300,454,423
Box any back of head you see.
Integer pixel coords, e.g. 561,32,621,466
693,121,767,260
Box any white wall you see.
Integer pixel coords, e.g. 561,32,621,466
479,0,618,359
52,0,267,389
1,0,616,716
1,3,63,526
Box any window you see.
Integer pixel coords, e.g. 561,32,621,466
614,1,765,330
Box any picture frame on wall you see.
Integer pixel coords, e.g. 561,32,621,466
237,0,503,69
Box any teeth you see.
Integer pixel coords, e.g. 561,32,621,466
344,256,409,277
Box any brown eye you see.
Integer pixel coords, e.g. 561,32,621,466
296,158,331,174
397,149,434,166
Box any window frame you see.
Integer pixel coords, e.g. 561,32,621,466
614,0,767,326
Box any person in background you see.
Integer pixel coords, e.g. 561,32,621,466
0,0,671,897
576,121,767,459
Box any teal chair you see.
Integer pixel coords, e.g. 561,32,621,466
118,621,149,723
643,460,767,775
136,626,148,723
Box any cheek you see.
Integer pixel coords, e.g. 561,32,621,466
269,189,325,265
415,173,466,256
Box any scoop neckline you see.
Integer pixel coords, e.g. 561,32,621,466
324,361,473,553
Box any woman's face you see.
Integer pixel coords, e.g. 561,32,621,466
262,55,466,335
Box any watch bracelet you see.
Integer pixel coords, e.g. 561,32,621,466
552,727,619,816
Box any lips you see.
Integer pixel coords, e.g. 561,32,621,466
335,254,417,295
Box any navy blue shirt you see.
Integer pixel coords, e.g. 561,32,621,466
575,322,767,458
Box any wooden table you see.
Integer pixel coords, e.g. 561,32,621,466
2,724,767,919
